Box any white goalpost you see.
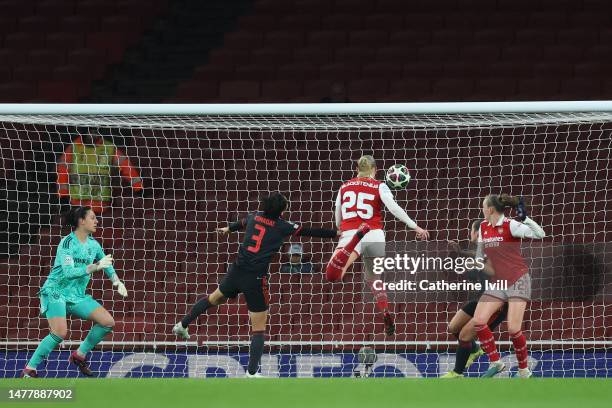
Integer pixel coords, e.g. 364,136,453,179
0,102,610,378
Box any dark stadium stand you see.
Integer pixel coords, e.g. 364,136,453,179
171,0,612,102
0,0,168,102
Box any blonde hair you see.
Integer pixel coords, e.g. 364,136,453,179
485,193,521,213
357,155,376,177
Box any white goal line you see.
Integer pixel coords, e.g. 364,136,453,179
1,101,612,115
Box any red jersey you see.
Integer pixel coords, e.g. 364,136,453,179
337,177,384,231
480,217,528,286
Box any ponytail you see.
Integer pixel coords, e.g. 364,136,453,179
357,155,376,177
485,194,520,213
64,206,91,229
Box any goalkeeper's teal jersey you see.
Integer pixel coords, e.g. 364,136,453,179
40,232,116,303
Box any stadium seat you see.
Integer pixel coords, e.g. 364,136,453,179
234,64,278,80
219,80,260,101
560,78,602,99
389,30,431,47
321,14,363,30
19,15,58,33
532,62,573,78
36,0,76,17
223,30,264,50
264,31,306,48
319,63,361,80
348,30,388,47
261,79,303,100
46,32,84,49
276,63,319,80
362,62,402,79
293,47,334,64
459,45,501,61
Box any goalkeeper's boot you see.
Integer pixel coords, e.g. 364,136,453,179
172,322,191,340
69,351,94,377
440,371,463,379
246,371,265,378
465,348,485,369
383,311,395,336
482,360,506,378
517,368,533,378
20,368,38,378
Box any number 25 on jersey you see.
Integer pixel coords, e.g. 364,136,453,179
341,191,375,220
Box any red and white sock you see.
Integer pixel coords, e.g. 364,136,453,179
510,330,529,369
475,324,500,362
369,282,389,312
325,224,370,282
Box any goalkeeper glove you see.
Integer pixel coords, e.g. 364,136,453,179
113,280,128,298
97,254,113,270
516,197,528,222
86,254,113,274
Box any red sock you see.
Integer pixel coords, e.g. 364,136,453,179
510,331,528,369
325,228,367,281
325,248,350,281
475,324,500,362
370,282,389,312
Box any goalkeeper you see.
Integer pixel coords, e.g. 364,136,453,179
21,206,128,378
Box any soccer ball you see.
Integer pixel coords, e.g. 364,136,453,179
385,164,411,189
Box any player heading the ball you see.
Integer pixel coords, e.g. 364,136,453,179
21,206,128,378
173,192,338,377
325,155,429,336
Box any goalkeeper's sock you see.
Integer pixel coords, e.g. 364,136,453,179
475,324,500,362
27,333,63,369
325,224,370,281
510,330,529,369
453,340,473,374
78,324,112,355
247,331,265,375
181,296,213,328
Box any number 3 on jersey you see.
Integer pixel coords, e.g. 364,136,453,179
247,224,266,253
341,191,375,219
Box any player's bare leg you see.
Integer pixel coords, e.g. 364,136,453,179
246,310,267,378
506,298,531,378
174,288,228,340
473,296,506,377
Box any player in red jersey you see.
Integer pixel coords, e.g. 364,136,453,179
325,155,429,335
472,194,545,378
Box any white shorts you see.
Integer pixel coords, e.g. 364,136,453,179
336,229,385,257
483,273,532,301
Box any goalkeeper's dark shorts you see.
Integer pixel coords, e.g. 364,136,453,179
461,300,508,331
219,263,269,312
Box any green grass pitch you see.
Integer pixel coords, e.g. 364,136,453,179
1,378,610,408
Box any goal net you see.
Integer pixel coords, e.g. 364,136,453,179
0,104,610,378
